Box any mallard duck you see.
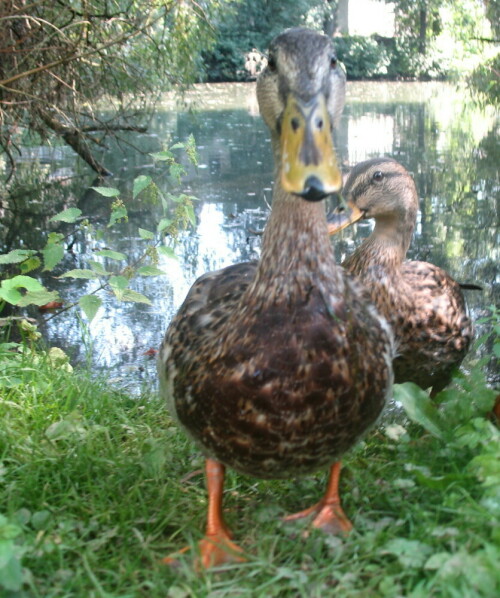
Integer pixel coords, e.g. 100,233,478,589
328,157,473,395
158,28,394,569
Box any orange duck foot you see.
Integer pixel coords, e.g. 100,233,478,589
283,500,353,535
283,461,353,536
163,459,246,570
163,533,246,570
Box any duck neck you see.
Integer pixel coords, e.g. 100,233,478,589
348,216,414,275
246,185,338,307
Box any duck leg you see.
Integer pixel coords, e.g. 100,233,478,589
283,462,352,535
163,458,246,569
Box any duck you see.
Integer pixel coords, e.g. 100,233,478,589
158,28,394,569
327,157,473,395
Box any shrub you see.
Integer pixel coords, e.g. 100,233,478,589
334,35,390,79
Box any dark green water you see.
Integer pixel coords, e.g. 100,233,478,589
21,82,499,390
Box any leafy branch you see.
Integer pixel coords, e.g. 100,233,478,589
0,136,198,325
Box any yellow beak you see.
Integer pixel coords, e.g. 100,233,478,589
280,94,342,200
327,200,364,235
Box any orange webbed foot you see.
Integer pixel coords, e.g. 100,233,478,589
283,500,352,535
163,532,246,570
309,502,353,535
164,458,246,570
283,462,353,536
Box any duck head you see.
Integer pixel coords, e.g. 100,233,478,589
257,28,346,202
328,158,419,247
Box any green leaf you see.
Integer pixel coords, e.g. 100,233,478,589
59,269,100,280
136,265,165,277
109,275,129,290
150,150,174,162
2,275,44,292
133,175,152,199
185,134,198,166
88,261,110,276
0,517,21,542
30,510,50,530
138,228,155,240
91,186,120,197
17,290,60,307
425,552,452,570
383,538,432,568
79,295,102,322
49,207,82,223
157,218,172,233
108,205,128,227
121,289,152,305
42,243,64,271
0,549,23,591
94,250,127,261
169,162,185,183
394,383,446,440
157,246,177,259
0,249,36,265
184,203,196,226
19,256,41,274
0,288,22,305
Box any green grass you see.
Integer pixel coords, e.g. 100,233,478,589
0,327,499,597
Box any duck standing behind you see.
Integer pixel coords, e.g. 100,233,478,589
158,29,394,569
328,157,473,395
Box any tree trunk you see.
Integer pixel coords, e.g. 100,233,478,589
418,7,427,54
323,0,337,37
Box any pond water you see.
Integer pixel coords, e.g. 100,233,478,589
18,82,500,391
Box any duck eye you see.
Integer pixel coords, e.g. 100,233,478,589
330,56,337,69
372,171,384,182
267,55,277,72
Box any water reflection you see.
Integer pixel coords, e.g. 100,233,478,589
20,82,499,390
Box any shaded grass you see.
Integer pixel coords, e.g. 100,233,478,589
0,342,499,597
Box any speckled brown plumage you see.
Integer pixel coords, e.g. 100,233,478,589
159,30,393,479
336,157,473,394
160,189,393,477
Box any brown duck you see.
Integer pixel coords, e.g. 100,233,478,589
158,29,394,569
328,157,473,395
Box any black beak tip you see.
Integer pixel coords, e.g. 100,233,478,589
296,175,328,202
